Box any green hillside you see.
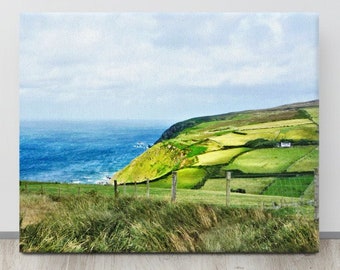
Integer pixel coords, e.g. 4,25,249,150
113,143,185,183
224,146,316,174
112,100,319,187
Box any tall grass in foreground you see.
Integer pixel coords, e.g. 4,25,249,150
20,194,318,253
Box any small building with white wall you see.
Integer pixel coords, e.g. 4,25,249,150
280,141,291,148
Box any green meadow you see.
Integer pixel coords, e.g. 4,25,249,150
224,146,317,174
202,177,275,195
194,148,249,166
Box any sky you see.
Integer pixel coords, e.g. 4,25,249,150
20,13,318,121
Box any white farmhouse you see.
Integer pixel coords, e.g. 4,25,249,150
280,141,291,148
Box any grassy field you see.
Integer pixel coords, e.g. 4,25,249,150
149,168,207,189
200,139,224,152
20,193,318,253
225,146,316,173
210,129,278,146
275,124,318,141
20,180,313,212
302,180,316,200
303,108,319,124
112,143,184,183
262,176,314,197
194,148,249,166
20,181,117,196
239,118,313,131
202,177,275,195
287,147,319,172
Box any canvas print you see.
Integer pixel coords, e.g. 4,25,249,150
19,13,319,253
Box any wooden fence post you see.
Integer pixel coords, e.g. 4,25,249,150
226,171,231,207
114,180,118,198
40,185,44,195
146,178,150,198
314,168,319,221
171,171,177,203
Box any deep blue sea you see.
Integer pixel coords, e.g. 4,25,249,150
20,120,169,184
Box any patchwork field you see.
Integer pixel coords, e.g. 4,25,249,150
194,148,249,166
111,101,319,210
225,146,317,174
239,118,313,131
287,147,319,172
262,175,314,197
210,129,279,146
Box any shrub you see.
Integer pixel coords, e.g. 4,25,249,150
244,138,277,148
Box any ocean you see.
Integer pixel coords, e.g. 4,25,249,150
20,120,169,184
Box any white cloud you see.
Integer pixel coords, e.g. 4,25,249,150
20,13,318,120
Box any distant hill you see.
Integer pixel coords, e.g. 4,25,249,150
112,100,319,185
155,100,319,143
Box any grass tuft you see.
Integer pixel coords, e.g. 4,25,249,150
20,194,318,253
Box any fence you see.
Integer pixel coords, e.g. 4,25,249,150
20,169,318,216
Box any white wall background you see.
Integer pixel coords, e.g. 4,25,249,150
1,0,339,233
